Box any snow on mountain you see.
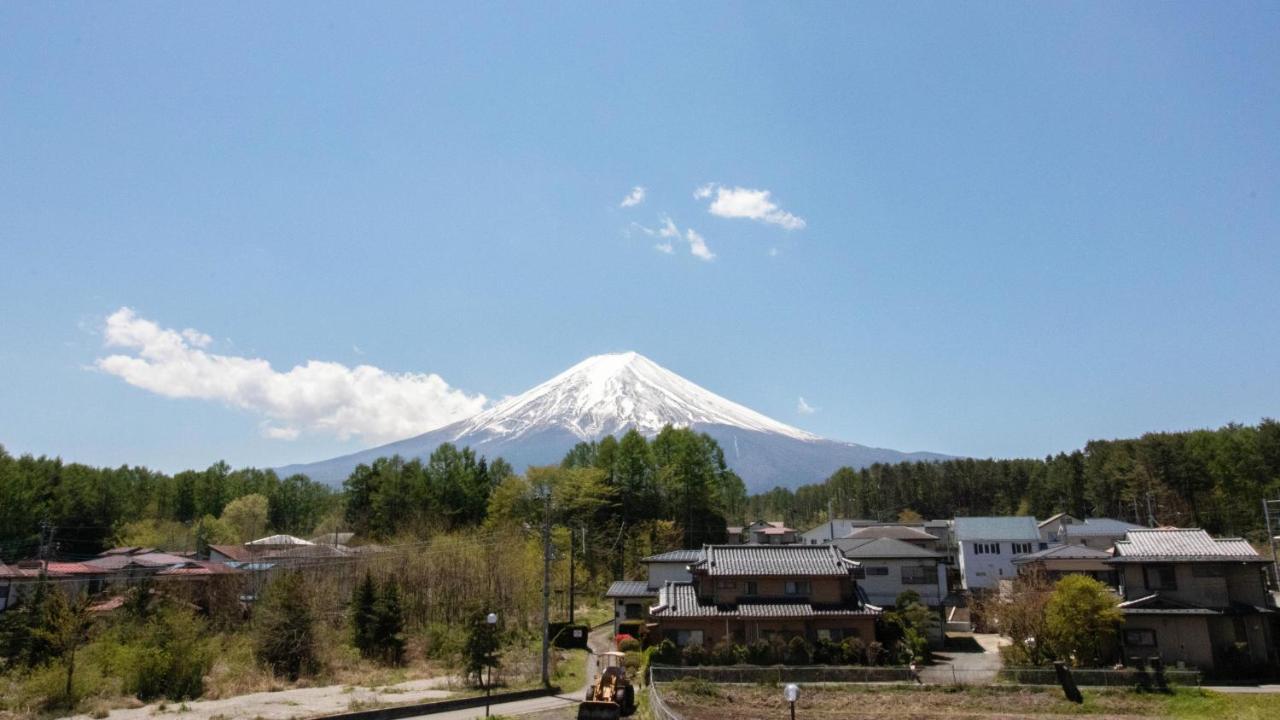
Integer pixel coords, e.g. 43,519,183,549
275,352,950,491
450,351,818,442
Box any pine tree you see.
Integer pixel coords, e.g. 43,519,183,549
373,580,406,665
255,572,317,680
351,571,379,657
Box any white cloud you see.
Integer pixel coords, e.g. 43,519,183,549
696,184,806,230
94,308,487,444
654,242,674,254
797,397,818,414
619,186,646,208
686,229,715,261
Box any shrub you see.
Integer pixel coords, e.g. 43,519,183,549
784,636,811,665
746,639,774,665
618,638,641,653
1044,575,1122,667
841,637,867,665
707,641,743,665
866,641,886,665
812,638,843,664
680,642,708,666
254,572,318,680
651,639,680,666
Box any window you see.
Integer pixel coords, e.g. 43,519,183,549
901,566,931,585
1124,629,1157,647
674,629,704,647
785,580,811,595
1144,565,1177,590
1192,565,1225,578
973,542,1001,555
744,581,758,596
864,566,889,576
1011,542,1033,554
816,628,848,642
717,579,737,589
624,603,643,620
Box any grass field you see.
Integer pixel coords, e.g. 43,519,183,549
658,680,1280,720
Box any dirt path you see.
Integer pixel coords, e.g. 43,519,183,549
62,676,459,720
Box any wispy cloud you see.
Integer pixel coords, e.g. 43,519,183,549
686,229,715,261
695,184,806,230
94,308,487,444
619,186,646,208
797,396,818,415
654,242,674,254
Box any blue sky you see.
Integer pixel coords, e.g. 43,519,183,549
1,3,1278,474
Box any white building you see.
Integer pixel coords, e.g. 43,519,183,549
604,549,700,637
953,516,1042,590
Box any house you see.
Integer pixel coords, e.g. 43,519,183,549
843,525,941,552
727,521,799,545
833,536,947,609
245,534,314,549
83,549,189,575
1012,544,1118,587
1,560,110,609
1037,513,1080,544
1107,528,1276,674
799,519,880,545
1063,518,1146,551
648,544,879,647
605,549,699,637
954,516,1042,590
208,544,256,565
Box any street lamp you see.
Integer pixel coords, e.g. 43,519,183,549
783,683,799,720
485,612,498,717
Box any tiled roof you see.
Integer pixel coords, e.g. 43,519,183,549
800,519,880,541
84,552,188,570
844,525,937,542
157,560,243,576
692,544,858,577
836,537,942,559
642,549,702,564
1110,529,1266,563
954,516,1040,541
1064,518,1145,537
606,580,656,598
11,561,105,577
650,582,878,619
1013,544,1112,563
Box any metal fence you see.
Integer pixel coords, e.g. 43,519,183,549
649,664,914,684
647,672,684,720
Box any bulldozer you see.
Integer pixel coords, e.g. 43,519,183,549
578,651,635,720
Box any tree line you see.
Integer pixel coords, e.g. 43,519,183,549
746,419,1280,538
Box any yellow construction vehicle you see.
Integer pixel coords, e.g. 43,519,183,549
578,651,635,720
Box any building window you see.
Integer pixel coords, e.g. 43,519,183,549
901,566,931,585
717,579,737,589
785,580,811,595
816,628,846,642
1124,629,1157,647
973,543,1001,555
1144,565,1177,591
674,629,704,647
624,603,643,620
864,566,889,576
1011,542,1032,554
744,581,758,596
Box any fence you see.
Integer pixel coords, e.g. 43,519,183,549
647,669,684,720
649,664,913,684
997,666,1201,688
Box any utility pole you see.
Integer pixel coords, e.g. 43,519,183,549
540,487,552,688
1145,491,1157,528
568,525,576,625
828,498,835,542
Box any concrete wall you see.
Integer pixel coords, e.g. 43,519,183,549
959,541,1033,589
1121,615,1215,669
854,558,944,607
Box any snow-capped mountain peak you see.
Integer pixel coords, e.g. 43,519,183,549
450,351,819,442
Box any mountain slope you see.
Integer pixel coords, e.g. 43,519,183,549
275,352,950,490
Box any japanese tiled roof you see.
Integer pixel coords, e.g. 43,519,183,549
1110,529,1266,563
650,582,878,619
691,544,858,577
641,549,703,564
606,580,657,598
1012,543,1112,563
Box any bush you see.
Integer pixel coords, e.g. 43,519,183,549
618,638,641,653
841,637,867,665
866,641,886,665
651,639,680,666
784,636,811,665
812,638,842,664
254,572,318,680
680,642,708,666
707,641,744,665
746,639,774,665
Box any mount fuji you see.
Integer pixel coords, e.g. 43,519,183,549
275,352,950,491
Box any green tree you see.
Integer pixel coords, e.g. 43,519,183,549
31,591,94,701
463,609,500,686
255,572,318,680
221,493,270,542
351,572,379,657
374,580,406,665
1044,575,1123,667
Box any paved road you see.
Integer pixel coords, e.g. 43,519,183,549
918,633,1006,685
407,624,612,720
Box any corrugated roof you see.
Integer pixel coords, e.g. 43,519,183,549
1012,544,1112,563
1065,518,1145,537
208,544,255,562
246,534,313,546
954,516,1040,541
844,525,937,542
642,549,702,564
157,560,243,576
1110,529,1266,563
836,537,942,560
84,552,188,570
606,580,656,598
692,544,857,577
650,582,878,619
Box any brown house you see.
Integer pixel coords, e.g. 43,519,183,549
1107,528,1276,674
649,544,879,647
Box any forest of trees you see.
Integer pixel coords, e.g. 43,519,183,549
747,419,1280,540
3,418,1278,565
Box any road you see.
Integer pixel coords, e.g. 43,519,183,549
407,624,613,720
918,633,1006,685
